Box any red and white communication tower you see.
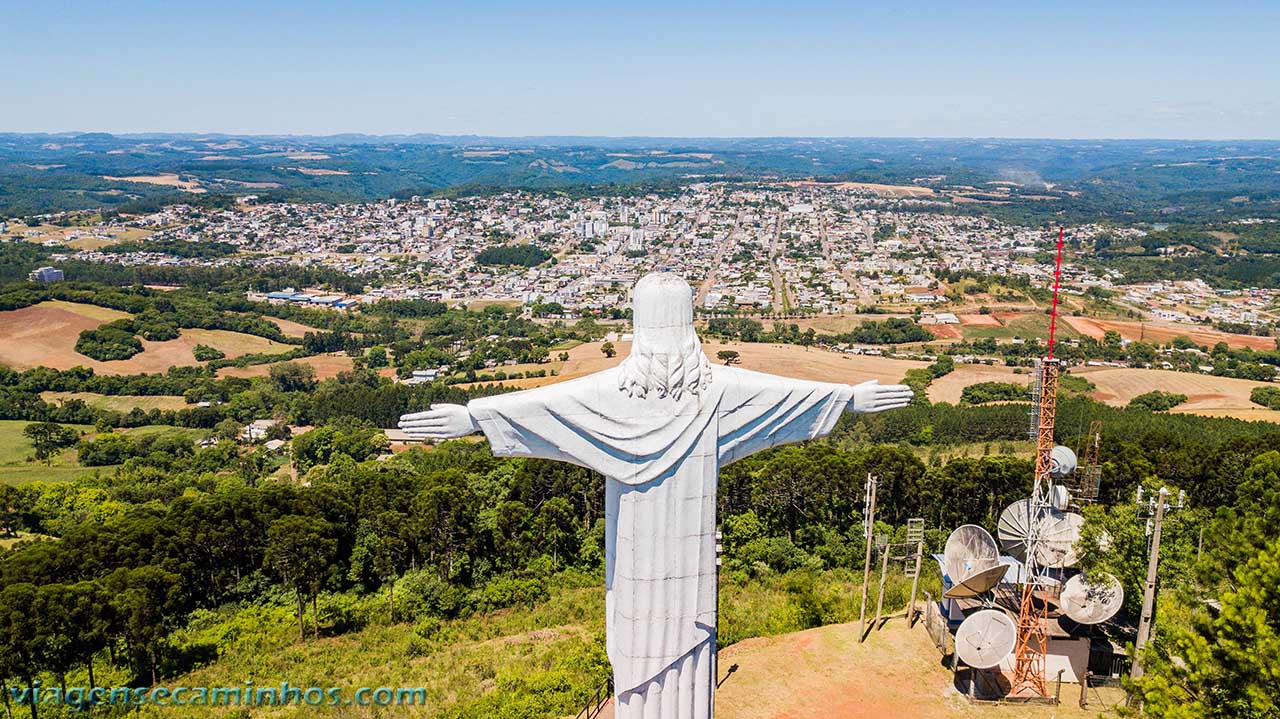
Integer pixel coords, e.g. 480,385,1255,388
1010,227,1066,697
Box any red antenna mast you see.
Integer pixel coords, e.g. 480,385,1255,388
1047,227,1065,359
1011,226,1067,698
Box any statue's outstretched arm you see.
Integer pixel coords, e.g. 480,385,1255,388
847,380,914,414
398,403,479,440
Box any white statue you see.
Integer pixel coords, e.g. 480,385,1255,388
399,273,912,718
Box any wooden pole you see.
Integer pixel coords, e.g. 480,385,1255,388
858,475,877,639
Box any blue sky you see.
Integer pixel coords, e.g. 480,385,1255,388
3,0,1277,138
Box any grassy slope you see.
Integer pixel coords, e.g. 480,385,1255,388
41,391,190,413
0,420,206,485
119,570,935,718
0,419,95,464
144,577,608,718
41,299,134,322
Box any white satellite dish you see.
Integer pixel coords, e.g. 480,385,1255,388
944,564,1009,599
955,609,1018,669
1038,511,1085,568
1050,484,1071,511
997,500,1085,568
943,524,1001,592
1050,445,1077,478
1060,572,1124,624
997,499,1036,561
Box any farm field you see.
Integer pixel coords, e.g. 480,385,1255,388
781,314,909,334
1074,365,1280,421
459,341,930,391
13,223,154,250
1063,316,1276,351
927,364,1029,404
484,341,1278,423
267,316,324,338
41,391,190,413
785,180,935,197
217,353,354,380
960,313,1085,342
0,301,291,373
101,173,205,192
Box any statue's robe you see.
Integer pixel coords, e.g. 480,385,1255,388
468,364,853,718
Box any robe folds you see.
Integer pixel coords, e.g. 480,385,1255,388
468,365,853,710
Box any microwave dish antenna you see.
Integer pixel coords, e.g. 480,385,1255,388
956,609,1018,669
1060,572,1124,625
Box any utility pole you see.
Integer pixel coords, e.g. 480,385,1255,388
858,474,878,639
1131,486,1184,682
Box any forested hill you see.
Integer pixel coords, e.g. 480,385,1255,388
3,133,1280,223
1,389,1279,715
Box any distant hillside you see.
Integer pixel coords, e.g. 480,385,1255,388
3,133,1280,223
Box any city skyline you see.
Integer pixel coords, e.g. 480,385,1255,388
4,0,1277,140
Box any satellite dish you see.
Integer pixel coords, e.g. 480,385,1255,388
997,501,1085,568
944,524,1000,585
1038,511,1085,568
944,564,1009,599
1060,573,1124,624
1050,484,1071,511
1050,445,1077,478
997,499,1036,562
955,609,1017,669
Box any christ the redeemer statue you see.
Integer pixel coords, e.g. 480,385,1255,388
398,272,912,718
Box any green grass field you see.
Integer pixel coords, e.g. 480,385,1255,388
0,420,205,485
0,464,120,485
41,391,190,413
961,313,1085,342
0,419,95,465
40,299,134,322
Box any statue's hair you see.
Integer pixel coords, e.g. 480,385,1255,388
616,326,712,401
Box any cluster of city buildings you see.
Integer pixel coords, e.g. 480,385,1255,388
12,184,1279,329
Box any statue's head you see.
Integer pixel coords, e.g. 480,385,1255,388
618,272,711,400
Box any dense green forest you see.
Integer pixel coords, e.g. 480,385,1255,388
473,244,552,267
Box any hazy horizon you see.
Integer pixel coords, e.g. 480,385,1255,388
5,130,1280,143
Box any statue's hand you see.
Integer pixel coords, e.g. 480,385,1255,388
849,380,914,414
398,404,479,440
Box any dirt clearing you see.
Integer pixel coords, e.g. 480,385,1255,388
1074,365,1280,421
0,302,290,373
711,619,1117,719
217,353,354,380
1064,317,1275,351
